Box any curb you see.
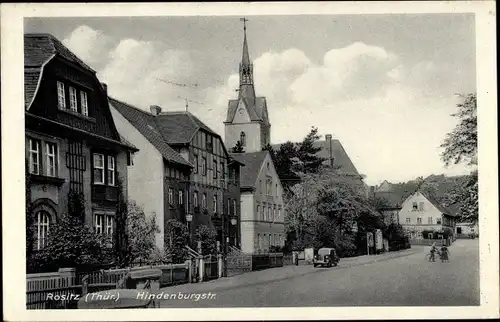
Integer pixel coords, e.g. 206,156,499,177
160,250,418,294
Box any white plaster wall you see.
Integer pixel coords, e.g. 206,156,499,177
110,104,165,250
224,122,261,153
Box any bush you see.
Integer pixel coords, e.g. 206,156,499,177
335,234,357,258
194,225,217,256
164,219,189,263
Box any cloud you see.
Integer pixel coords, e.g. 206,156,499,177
62,26,471,184
63,25,114,67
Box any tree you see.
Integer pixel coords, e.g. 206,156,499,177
232,140,245,153
126,201,159,264
296,126,326,174
274,141,300,190
440,93,477,166
195,225,217,256
440,93,478,224
164,219,189,263
114,179,130,268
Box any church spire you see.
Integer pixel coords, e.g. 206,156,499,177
239,17,255,102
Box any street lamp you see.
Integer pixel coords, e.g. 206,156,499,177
185,213,193,246
230,217,237,247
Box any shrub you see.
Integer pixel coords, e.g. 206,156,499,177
164,219,189,263
194,225,217,256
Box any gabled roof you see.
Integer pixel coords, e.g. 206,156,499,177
229,151,268,188
226,97,268,123
24,33,96,109
420,191,456,217
154,111,219,145
271,138,360,176
109,97,192,168
374,191,404,209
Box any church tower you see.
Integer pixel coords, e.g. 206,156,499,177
224,18,271,153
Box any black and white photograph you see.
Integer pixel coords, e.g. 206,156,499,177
1,2,498,321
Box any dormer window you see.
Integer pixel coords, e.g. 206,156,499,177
57,80,90,117
57,81,66,108
69,86,78,112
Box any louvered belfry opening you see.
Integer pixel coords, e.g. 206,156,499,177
66,140,86,194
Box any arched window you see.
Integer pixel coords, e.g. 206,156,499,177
35,211,50,250
240,132,246,146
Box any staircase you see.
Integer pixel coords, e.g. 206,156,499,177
186,245,201,258
228,245,241,255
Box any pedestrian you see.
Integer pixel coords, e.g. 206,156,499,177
440,244,450,262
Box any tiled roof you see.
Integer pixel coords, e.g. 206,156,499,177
226,97,267,123
24,33,95,71
271,138,360,176
421,191,457,217
374,191,404,208
155,111,219,145
229,151,268,188
24,33,95,109
109,97,192,167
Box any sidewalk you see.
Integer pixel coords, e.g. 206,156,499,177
160,248,419,294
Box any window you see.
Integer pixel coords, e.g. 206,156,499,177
457,227,462,234
35,211,50,250
418,202,424,211
194,191,199,207
428,217,433,224
193,154,198,173
202,157,207,175
69,86,78,112
81,91,88,116
240,132,246,146
231,169,236,184
95,213,113,235
266,178,272,196
45,142,57,177
107,156,115,186
257,233,261,251
202,193,207,209
106,215,113,235
168,188,174,205
406,217,411,224
437,217,442,225
412,202,418,211
233,199,237,216
179,190,184,206
278,208,281,220
267,162,270,170
213,158,217,179
28,138,40,175
276,183,278,196
259,180,263,194
213,195,217,213
417,217,422,224
222,162,226,181
57,81,66,108
273,206,276,221
93,154,105,184
95,214,104,234
257,205,260,218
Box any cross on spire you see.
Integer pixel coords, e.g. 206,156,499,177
240,17,248,31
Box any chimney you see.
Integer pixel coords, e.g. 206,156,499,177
325,134,334,167
150,105,162,115
101,82,108,96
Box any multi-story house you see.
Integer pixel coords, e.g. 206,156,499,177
110,100,242,251
398,191,457,239
24,34,137,252
230,152,285,254
224,25,285,254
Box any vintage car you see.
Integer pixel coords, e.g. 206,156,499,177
313,248,340,267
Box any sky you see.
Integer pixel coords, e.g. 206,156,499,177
25,14,477,185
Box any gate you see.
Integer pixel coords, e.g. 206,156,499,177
226,254,252,277
203,255,218,281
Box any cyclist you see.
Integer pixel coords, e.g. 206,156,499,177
429,242,438,262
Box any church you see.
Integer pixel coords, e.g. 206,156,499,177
224,21,285,254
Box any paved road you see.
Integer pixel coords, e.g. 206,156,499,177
158,239,479,307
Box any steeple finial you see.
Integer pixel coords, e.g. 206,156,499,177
240,17,250,65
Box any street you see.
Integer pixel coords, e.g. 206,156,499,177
159,239,479,307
